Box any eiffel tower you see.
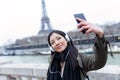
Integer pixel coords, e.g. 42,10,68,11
38,0,53,35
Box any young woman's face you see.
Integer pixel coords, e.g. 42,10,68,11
50,33,68,53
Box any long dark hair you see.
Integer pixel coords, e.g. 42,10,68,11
48,30,79,69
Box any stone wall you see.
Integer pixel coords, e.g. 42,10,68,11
0,63,119,80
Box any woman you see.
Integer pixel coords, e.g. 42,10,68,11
46,18,108,80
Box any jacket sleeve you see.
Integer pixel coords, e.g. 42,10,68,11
79,35,108,72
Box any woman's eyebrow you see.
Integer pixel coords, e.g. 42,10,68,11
50,35,61,41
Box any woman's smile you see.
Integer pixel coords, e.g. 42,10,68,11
55,44,63,50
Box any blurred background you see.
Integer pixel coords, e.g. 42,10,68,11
0,0,120,66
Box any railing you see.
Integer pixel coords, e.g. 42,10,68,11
0,63,120,80
0,63,48,80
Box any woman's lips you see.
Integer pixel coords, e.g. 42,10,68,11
56,45,62,49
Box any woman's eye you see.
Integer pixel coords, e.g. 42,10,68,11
51,42,55,45
57,37,61,40
50,37,61,45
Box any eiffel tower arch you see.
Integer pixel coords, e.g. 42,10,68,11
38,0,53,35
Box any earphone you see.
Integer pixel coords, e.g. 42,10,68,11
48,45,54,52
48,33,70,52
65,33,70,41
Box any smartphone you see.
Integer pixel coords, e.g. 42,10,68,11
74,13,87,33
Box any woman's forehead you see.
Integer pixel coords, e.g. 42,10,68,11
50,33,62,40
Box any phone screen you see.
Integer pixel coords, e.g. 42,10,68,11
74,13,86,23
74,13,87,33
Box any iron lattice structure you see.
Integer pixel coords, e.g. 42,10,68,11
38,0,53,34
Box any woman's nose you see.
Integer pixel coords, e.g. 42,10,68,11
55,40,59,45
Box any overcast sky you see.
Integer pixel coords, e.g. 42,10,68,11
0,0,120,45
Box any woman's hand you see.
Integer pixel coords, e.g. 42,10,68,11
76,18,104,38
